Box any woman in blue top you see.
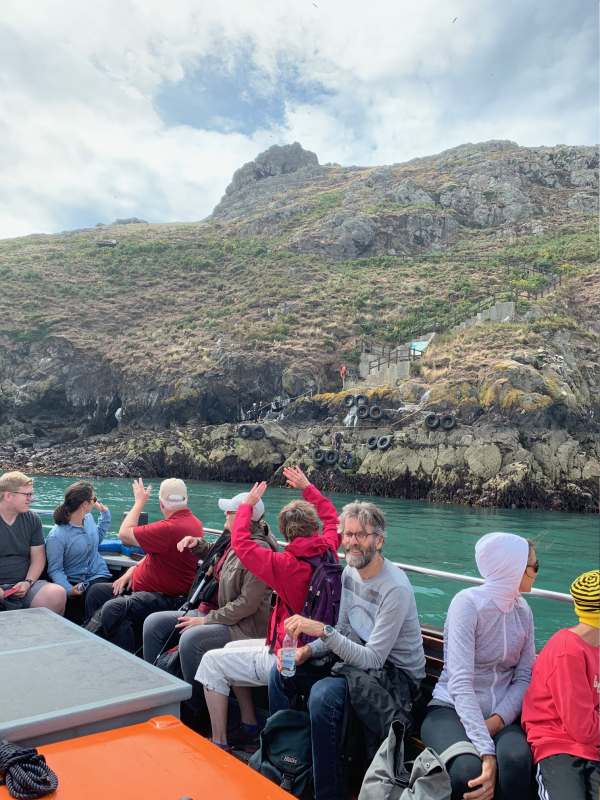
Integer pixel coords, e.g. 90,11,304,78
46,481,112,622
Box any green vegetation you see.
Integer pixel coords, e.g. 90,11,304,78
0,149,596,386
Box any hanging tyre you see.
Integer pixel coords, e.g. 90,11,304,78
377,435,393,451
325,450,339,465
355,394,369,406
440,413,456,431
252,425,265,439
343,395,355,407
424,413,440,430
357,405,369,419
313,449,325,464
238,425,252,439
367,436,379,450
340,451,354,469
369,405,382,420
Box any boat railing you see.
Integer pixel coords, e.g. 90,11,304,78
190,527,573,604
33,513,573,605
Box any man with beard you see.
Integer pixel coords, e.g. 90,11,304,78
269,501,425,800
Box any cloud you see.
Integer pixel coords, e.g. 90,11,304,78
0,0,597,238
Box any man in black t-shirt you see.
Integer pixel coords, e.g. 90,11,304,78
0,471,66,613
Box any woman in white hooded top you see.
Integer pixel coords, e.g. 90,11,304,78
421,532,538,800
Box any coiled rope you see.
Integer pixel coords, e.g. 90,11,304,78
0,741,58,799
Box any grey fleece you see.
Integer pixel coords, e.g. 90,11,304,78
309,558,426,682
431,586,535,756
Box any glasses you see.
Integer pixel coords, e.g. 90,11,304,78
14,491,35,499
92,496,97,503
342,530,376,543
526,560,540,574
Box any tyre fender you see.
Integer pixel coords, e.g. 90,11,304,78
424,413,440,430
325,450,339,465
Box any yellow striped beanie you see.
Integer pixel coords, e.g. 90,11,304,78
570,570,600,628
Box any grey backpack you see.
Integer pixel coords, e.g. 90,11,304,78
358,720,480,800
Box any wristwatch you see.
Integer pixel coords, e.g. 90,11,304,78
321,624,335,639
24,578,34,586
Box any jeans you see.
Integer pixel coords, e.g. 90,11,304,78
85,582,186,653
421,706,532,800
142,609,231,683
269,665,348,800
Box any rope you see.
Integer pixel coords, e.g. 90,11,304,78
0,741,58,799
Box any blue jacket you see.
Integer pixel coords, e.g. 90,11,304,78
46,511,112,594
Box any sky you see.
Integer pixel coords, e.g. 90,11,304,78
1,0,597,239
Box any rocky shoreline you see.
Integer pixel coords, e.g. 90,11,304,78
2,417,598,513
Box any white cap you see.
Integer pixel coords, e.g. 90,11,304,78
218,492,265,522
159,478,188,509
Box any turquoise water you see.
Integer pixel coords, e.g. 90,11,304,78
32,475,599,648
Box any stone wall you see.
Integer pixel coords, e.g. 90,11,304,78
454,301,516,331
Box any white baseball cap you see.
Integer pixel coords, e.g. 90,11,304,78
218,493,265,521
159,478,188,509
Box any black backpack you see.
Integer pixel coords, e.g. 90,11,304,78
249,710,313,799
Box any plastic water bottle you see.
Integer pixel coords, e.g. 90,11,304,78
280,632,297,677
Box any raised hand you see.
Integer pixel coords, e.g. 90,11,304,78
246,481,267,506
283,466,310,490
132,477,152,505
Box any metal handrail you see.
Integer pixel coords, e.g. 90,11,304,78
200,527,572,604
32,514,573,604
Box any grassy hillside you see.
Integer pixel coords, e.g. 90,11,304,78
0,140,597,422
0,217,596,378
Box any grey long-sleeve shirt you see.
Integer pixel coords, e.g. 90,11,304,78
431,586,536,756
308,558,426,682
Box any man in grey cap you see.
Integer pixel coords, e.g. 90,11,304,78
84,477,203,651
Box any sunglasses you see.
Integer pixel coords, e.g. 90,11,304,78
526,560,540,574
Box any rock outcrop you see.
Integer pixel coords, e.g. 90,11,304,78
2,417,597,512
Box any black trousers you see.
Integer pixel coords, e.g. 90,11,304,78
85,582,186,653
536,754,600,800
421,705,532,800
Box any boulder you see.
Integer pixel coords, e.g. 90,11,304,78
392,179,434,206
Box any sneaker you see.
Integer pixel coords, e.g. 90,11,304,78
227,722,260,751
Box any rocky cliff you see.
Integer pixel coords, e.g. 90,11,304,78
0,141,598,510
